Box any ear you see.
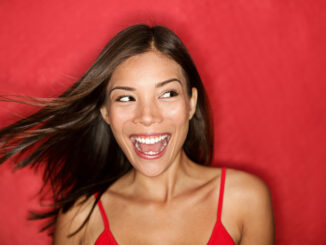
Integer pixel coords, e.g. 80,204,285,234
188,87,198,120
100,106,110,125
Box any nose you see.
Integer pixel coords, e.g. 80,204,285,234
133,100,163,126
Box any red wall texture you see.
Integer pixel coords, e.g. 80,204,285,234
0,0,325,244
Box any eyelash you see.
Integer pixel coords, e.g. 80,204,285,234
116,95,135,102
160,90,179,98
115,90,179,102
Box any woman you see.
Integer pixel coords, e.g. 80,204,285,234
0,24,274,244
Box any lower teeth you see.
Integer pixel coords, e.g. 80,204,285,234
135,139,167,155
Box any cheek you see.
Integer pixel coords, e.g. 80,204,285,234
166,102,190,149
108,107,131,133
162,100,189,123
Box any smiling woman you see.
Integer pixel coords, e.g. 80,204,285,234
0,24,274,244
100,51,198,176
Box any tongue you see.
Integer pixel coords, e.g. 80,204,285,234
138,140,165,153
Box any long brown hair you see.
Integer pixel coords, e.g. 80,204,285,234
0,24,213,234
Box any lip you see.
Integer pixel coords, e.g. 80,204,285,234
129,132,171,160
130,132,171,138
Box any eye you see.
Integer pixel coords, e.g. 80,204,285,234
160,90,179,98
116,95,135,102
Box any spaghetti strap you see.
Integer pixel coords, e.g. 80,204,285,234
94,194,110,230
217,167,226,220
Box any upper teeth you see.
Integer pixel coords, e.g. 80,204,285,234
132,134,168,144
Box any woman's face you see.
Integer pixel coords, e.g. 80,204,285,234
101,51,197,177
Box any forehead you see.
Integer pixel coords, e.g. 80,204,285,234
109,51,185,87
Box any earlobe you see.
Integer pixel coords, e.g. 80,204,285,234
100,106,110,125
189,87,198,120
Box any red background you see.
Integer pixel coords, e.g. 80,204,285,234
0,0,325,244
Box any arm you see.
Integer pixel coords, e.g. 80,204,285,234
238,174,275,245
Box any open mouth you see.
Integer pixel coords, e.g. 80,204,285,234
130,133,170,159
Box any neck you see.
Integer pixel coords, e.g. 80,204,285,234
126,151,196,203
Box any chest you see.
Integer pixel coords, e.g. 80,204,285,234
105,194,219,244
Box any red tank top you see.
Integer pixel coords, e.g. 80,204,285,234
94,168,235,245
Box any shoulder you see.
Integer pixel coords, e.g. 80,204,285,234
192,165,272,200
53,195,98,245
225,168,275,244
225,168,272,201
202,166,273,216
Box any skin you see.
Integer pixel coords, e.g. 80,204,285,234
54,50,274,244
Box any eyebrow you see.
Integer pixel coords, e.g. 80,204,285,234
108,78,182,95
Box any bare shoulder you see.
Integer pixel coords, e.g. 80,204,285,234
225,168,275,245
225,168,272,200
53,195,97,245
